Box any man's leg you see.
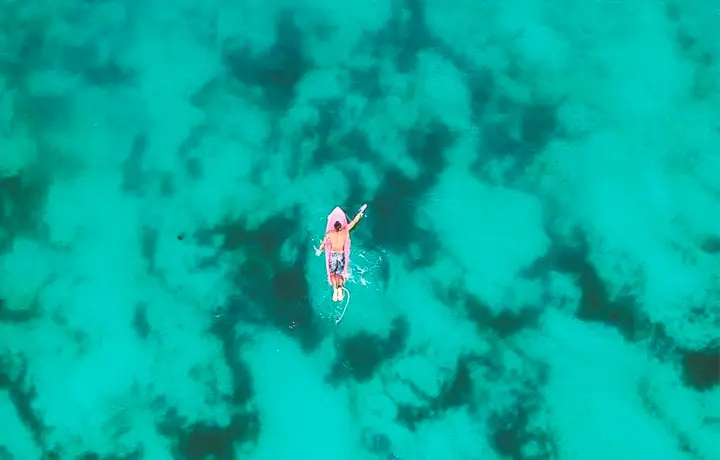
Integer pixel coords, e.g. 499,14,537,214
331,275,341,302
329,255,339,302
337,276,345,301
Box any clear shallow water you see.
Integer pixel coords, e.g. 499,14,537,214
0,1,719,459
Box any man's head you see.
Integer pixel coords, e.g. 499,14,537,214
334,221,342,231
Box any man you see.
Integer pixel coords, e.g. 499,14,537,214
315,204,367,302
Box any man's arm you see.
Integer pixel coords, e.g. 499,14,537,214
315,233,329,256
347,211,364,232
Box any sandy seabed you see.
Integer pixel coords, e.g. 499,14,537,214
0,0,719,459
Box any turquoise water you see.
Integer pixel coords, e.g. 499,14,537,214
1,1,719,459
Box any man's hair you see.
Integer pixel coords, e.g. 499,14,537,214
334,221,342,231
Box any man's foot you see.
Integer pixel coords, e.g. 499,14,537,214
332,289,338,302
338,288,344,301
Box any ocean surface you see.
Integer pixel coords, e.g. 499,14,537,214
0,0,719,459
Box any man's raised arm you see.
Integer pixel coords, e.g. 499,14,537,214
347,204,368,232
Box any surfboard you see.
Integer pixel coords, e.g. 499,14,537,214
324,206,351,285
324,204,367,324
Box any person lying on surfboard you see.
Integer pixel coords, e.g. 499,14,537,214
315,204,367,302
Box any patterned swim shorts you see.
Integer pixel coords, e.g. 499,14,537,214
329,251,345,275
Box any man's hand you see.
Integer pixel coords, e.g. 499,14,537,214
315,247,323,256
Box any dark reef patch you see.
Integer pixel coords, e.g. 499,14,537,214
574,258,645,341
700,236,720,254
436,357,474,410
488,395,556,460
373,0,439,73
520,102,559,153
0,168,49,247
177,124,209,158
348,64,384,101
368,120,451,264
131,302,151,340
405,119,452,174
680,348,719,391
361,429,393,456
156,291,259,460
61,42,135,87
121,132,149,194
184,157,203,181
329,316,409,383
431,284,540,338
140,226,158,272
0,298,39,323
223,10,312,111
160,173,176,197
369,170,438,266
466,67,495,122
199,210,321,352
0,19,47,91
521,224,586,278
473,97,561,183
19,94,68,131
490,405,533,459
159,411,259,460
664,2,682,22
73,452,143,460
0,357,46,453
525,226,651,342
212,318,256,406
306,99,361,168
395,357,476,431
83,60,134,87
479,357,553,460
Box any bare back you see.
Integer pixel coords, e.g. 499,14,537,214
327,229,348,252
